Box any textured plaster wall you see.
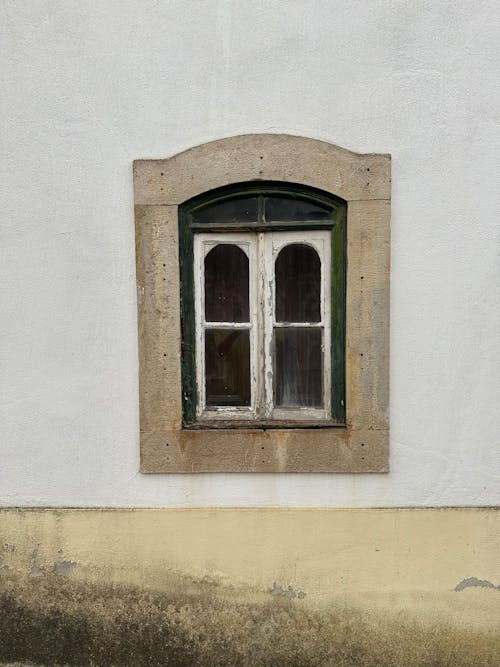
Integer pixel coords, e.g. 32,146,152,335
1,1,499,506
2,508,499,600
2,508,499,665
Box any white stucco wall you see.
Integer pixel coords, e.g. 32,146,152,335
2,1,499,507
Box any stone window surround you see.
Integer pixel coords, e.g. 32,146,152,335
134,134,390,473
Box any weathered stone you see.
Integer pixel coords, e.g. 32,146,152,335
134,134,391,472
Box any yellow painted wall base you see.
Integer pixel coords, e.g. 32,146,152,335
0,508,499,665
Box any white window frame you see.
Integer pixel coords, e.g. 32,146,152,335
194,229,331,423
194,233,258,420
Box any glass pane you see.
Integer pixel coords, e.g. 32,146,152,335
205,244,249,322
274,328,323,408
205,329,251,407
265,196,331,221
192,197,258,224
275,243,321,322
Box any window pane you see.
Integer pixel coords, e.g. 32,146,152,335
265,196,331,221
274,328,323,408
205,244,249,322
205,329,251,407
275,243,321,322
192,197,258,224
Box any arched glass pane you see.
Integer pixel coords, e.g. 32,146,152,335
205,244,249,322
192,197,258,224
274,328,323,407
265,196,331,221
275,244,321,322
205,329,250,406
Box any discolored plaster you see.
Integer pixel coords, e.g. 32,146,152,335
0,508,499,666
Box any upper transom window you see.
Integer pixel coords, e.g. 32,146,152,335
179,183,346,428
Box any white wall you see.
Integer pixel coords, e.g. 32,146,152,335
2,0,499,507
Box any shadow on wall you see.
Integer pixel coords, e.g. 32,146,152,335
0,569,499,667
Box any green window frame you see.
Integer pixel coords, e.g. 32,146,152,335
179,181,346,427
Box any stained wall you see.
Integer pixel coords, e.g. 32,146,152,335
0,509,499,665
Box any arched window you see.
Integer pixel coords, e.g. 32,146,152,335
134,134,390,472
180,182,346,425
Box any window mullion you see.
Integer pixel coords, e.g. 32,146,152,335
254,231,264,418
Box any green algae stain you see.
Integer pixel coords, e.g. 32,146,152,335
0,573,499,667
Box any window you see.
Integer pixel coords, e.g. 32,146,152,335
179,185,346,427
134,134,390,472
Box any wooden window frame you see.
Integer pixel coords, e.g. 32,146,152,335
134,134,390,472
193,232,258,421
191,227,333,424
183,183,345,427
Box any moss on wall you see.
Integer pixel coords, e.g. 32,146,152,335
0,508,499,665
